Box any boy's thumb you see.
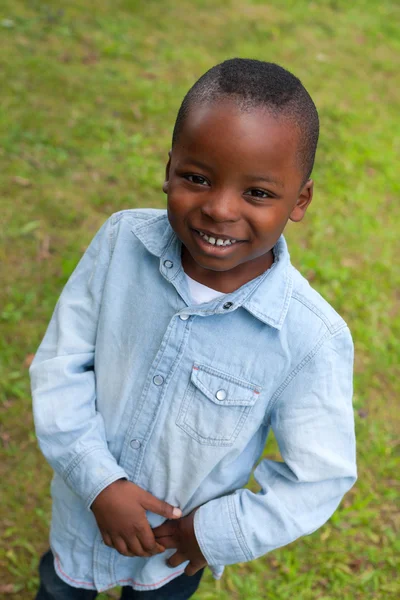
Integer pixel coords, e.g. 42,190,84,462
141,491,182,519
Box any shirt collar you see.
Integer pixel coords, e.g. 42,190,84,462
131,212,292,330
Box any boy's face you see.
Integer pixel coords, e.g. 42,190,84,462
164,100,313,290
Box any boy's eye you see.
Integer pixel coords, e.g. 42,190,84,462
245,188,271,199
184,174,209,186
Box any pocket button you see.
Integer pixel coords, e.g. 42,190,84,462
216,389,227,401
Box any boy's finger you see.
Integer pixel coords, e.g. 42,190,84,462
167,551,187,568
141,491,182,520
112,536,134,557
153,521,176,538
136,525,165,555
153,535,176,549
185,561,204,577
102,532,113,547
125,535,151,558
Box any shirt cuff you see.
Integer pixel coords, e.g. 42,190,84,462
194,493,252,566
63,446,129,509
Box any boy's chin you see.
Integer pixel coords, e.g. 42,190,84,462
189,254,253,275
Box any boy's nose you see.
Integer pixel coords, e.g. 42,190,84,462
200,190,241,223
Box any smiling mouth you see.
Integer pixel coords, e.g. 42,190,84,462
193,228,243,247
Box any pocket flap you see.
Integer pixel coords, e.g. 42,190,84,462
191,363,261,407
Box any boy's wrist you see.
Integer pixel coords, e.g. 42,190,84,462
91,478,127,510
84,464,130,511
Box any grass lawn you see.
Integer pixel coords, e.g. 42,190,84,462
1,1,399,598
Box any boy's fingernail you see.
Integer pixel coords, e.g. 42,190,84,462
172,507,182,518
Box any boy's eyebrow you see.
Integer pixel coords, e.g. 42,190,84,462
183,158,214,172
248,175,284,188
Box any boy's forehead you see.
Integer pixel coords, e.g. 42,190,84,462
174,100,302,178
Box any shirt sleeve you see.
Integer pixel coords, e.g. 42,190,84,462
194,325,357,566
30,216,128,509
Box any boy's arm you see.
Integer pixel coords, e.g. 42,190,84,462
193,325,357,567
30,217,128,508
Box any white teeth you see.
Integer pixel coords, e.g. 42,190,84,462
198,231,237,246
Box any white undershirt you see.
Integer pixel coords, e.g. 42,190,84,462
185,274,226,305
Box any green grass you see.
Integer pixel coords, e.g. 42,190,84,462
1,0,399,598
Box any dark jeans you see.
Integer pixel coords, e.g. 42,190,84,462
36,550,204,600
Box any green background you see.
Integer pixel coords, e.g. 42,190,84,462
1,1,399,598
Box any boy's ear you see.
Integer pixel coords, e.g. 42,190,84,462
289,179,314,222
162,150,172,194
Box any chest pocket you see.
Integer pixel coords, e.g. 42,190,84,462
176,363,262,446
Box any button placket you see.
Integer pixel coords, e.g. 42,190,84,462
120,306,190,482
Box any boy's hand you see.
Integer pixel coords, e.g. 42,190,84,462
91,479,182,557
152,510,207,576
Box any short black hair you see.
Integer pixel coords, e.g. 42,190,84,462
172,58,319,184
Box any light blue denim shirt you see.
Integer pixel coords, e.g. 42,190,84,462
30,209,356,592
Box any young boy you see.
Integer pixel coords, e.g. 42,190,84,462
30,59,357,599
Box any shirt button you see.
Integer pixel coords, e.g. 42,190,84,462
164,260,173,269
130,439,141,450
216,389,227,401
153,374,164,386
179,314,190,321
223,302,233,310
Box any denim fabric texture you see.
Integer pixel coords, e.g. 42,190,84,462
30,209,357,592
36,549,203,599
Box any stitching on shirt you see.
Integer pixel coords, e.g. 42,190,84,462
242,246,292,327
113,209,165,227
118,570,186,587
195,509,217,565
133,211,168,231
110,210,160,254
250,265,292,328
63,445,105,481
133,213,171,256
54,551,185,590
233,262,278,312
244,304,280,327
177,399,251,446
118,312,181,469
279,268,293,326
161,235,178,272
193,363,262,391
132,309,192,479
291,291,345,334
114,210,169,256
265,325,349,420
160,237,190,284
227,494,253,561
54,552,95,587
